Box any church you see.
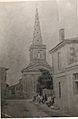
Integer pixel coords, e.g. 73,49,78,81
21,8,51,98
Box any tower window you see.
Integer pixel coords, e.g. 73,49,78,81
37,52,41,59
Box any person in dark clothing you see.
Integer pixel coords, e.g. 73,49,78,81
33,95,36,102
51,95,55,105
42,95,45,104
44,94,47,101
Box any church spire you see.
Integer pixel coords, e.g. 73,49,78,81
33,8,42,45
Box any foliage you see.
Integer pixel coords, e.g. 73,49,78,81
36,69,53,95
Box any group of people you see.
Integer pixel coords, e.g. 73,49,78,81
33,94,47,104
33,94,55,107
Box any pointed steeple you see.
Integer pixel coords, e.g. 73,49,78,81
29,8,46,63
33,8,42,45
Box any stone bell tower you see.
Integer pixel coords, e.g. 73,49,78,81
21,8,51,98
29,8,46,63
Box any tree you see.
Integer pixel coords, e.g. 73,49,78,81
36,69,53,95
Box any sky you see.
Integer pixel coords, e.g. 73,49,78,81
0,0,78,85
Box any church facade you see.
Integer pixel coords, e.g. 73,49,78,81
21,8,51,98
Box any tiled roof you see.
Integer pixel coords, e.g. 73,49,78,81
21,61,51,72
49,37,78,53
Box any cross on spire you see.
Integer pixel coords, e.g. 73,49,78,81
33,8,42,45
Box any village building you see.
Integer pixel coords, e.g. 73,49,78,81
49,29,78,114
21,8,51,99
9,79,23,99
0,67,8,104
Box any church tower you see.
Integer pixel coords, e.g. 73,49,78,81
29,8,46,63
21,8,51,98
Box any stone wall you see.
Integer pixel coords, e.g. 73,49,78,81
53,63,78,113
22,71,41,98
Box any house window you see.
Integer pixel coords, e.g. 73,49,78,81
5,73,6,82
59,82,61,98
70,47,75,56
52,55,54,72
73,73,78,94
58,52,61,69
73,73,78,81
69,47,75,64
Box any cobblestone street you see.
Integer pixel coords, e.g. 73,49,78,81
2,99,71,118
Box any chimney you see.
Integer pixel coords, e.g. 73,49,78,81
59,28,65,42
